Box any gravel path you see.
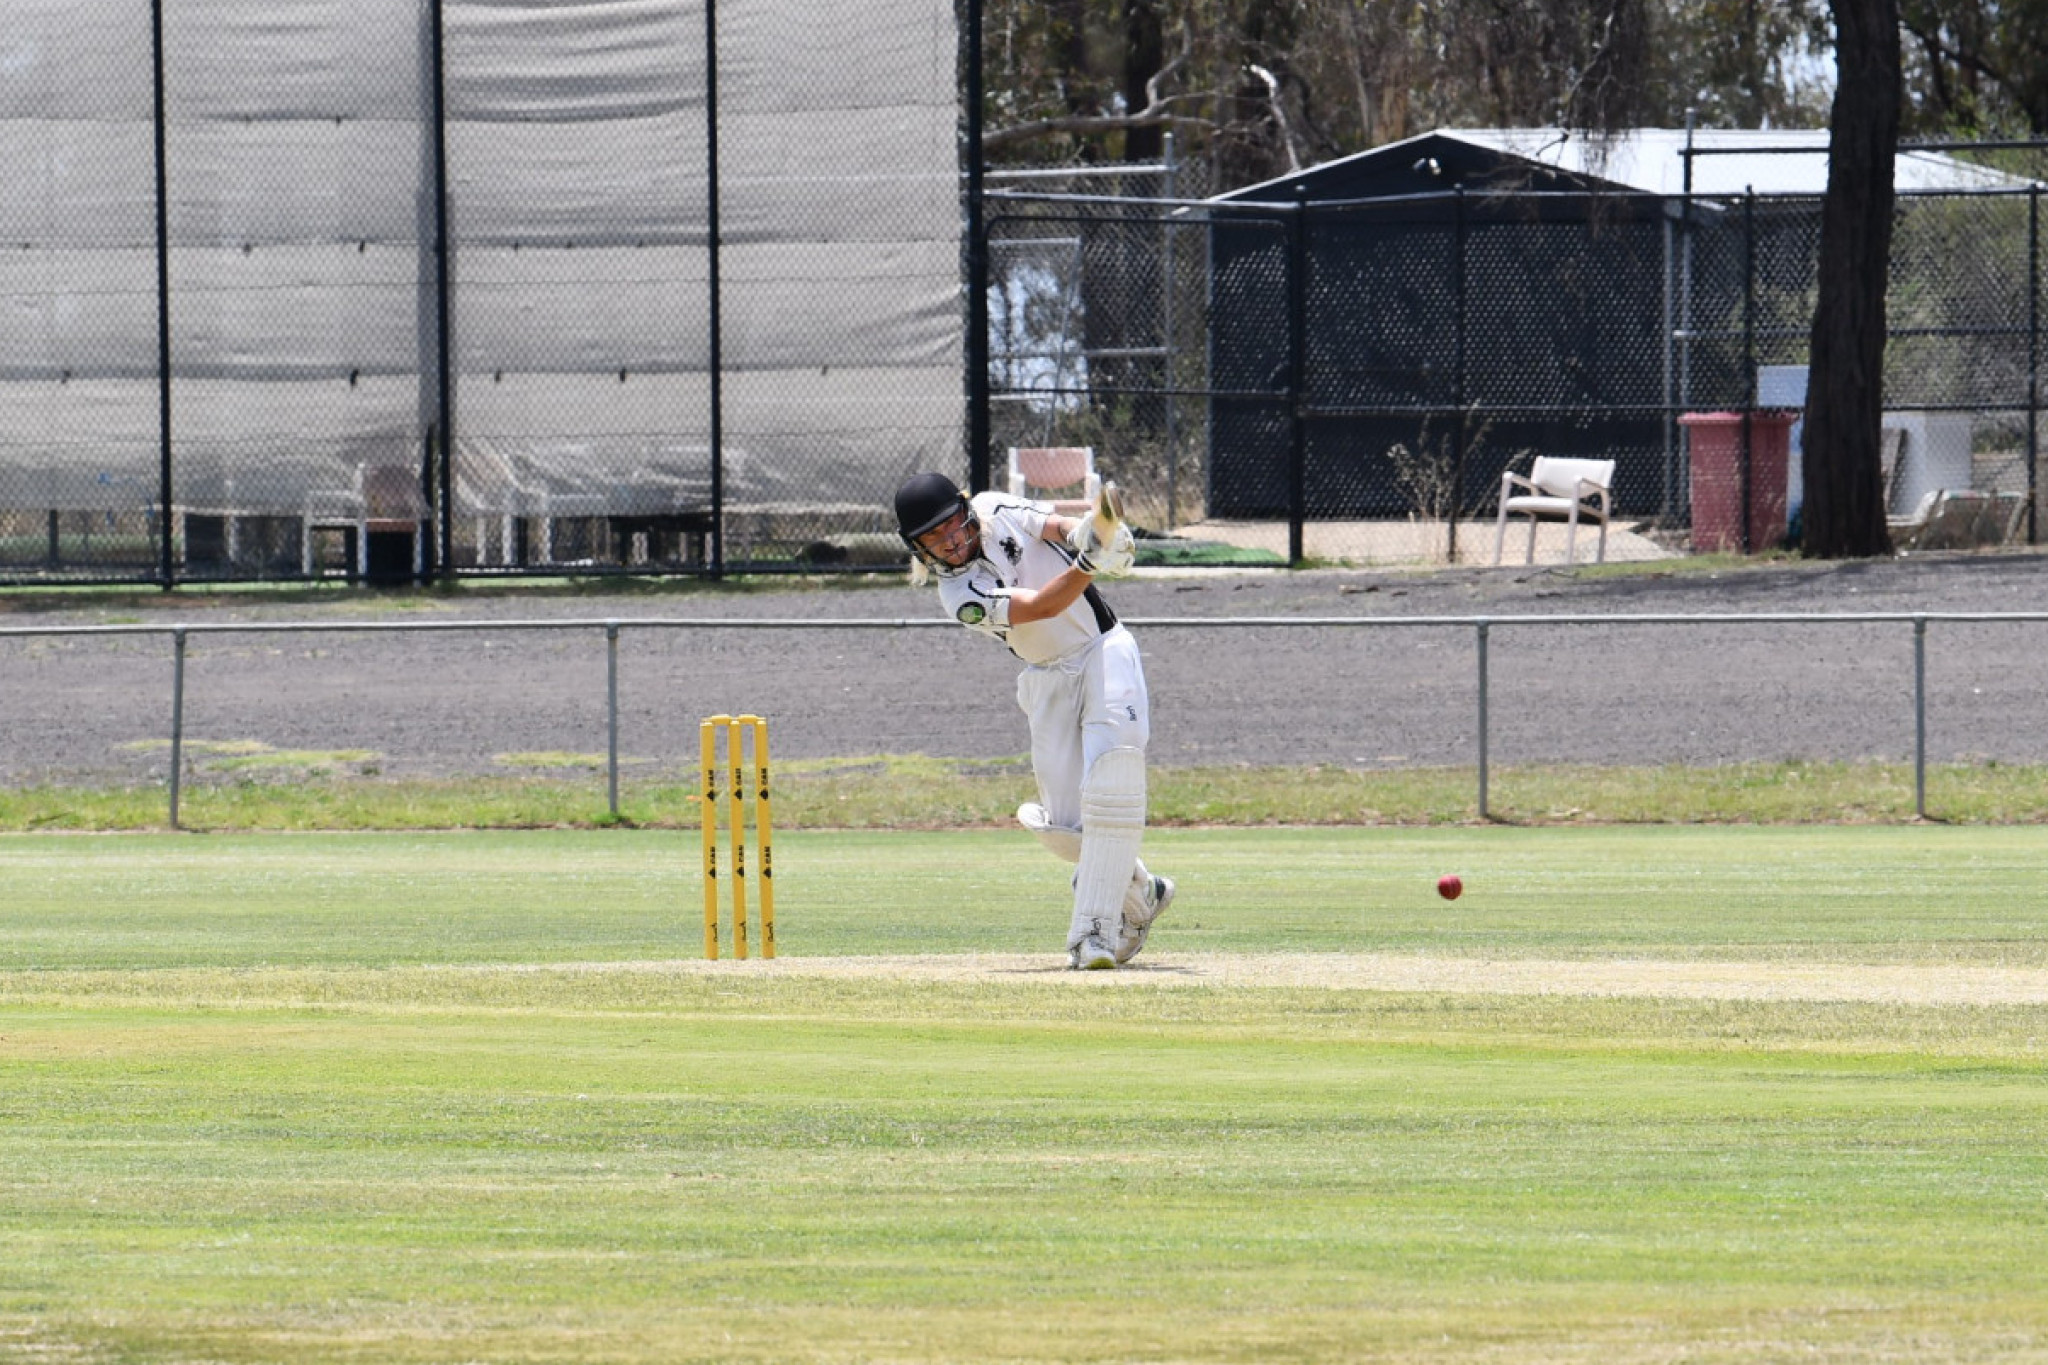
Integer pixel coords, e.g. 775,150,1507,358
2,551,2045,784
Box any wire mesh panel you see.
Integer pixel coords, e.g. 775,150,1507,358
159,0,436,583
0,0,960,586
0,4,164,581
1295,200,1459,532
1292,195,1682,563
441,0,710,577
985,179,2043,568
987,198,1272,562
714,0,962,572
1888,193,2037,412
2,15,2041,590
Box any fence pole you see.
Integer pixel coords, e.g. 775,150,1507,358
1913,615,1927,820
1678,112,1697,534
150,0,175,591
1741,189,1756,552
962,0,990,495
1451,184,1467,565
2029,184,2040,545
606,622,621,819
1161,130,1180,530
704,0,727,578
1476,620,1490,820
169,628,187,828
427,0,455,580
1286,189,1308,567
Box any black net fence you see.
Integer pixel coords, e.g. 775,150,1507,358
0,0,957,586
4,6,2042,587
985,180,2045,568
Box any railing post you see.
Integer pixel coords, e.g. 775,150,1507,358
1913,615,1927,820
1476,619,1491,820
605,621,621,819
169,628,187,828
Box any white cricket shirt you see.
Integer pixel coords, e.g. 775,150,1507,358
933,491,1118,666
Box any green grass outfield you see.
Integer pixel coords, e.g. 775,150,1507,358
13,759,2048,832
3,826,2047,1363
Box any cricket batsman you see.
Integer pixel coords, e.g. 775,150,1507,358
892,470,1173,970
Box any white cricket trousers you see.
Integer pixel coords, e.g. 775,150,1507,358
1014,624,1150,830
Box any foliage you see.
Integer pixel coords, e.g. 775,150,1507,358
1387,413,1516,530
1898,0,2048,134
980,0,1838,188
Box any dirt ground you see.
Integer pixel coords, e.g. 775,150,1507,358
2,549,2046,785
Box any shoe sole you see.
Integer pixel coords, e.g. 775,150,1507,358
1114,877,1173,964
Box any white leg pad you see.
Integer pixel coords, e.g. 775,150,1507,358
1067,747,1147,950
1023,801,1155,920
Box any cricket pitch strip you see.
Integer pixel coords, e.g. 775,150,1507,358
645,952,2048,1005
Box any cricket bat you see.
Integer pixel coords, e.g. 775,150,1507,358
1086,475,1124,548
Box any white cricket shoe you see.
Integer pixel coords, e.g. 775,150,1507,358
1069,933,1117,971
1114,875,1174,964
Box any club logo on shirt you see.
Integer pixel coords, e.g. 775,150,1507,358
957,602,987,626
1000,535,1023,565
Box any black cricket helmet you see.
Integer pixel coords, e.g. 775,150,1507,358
894,471,979,569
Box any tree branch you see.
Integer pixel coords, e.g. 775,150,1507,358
982,48,1200,151
1247,64,1303,172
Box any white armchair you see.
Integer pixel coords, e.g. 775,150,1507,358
1492,456,1615,566
1007,446,1100,517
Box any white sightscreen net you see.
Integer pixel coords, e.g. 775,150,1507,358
0,0,961,569
0,2,164,531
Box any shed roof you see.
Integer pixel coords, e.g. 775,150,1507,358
1217,128,2034,204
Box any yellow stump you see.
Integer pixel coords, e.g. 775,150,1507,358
748,715,775,959
700,716,724,960
728,716,749,959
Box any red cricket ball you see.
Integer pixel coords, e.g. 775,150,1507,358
1437,874,1463,901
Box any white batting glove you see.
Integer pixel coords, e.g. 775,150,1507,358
1063,514,1100,561
1077,523,1136,578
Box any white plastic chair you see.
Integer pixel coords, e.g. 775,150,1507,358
1006,446,1100,516
1492,456,1615,565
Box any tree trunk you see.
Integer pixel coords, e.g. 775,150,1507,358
1800,0,1902,558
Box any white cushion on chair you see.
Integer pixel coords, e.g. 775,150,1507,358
1502,493,1590,517
1529,457,1615,498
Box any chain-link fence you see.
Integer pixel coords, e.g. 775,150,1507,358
985,179,2044,567
5,6,2042,586
0,0,957,586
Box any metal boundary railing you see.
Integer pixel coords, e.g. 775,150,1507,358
4,610,2046,827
